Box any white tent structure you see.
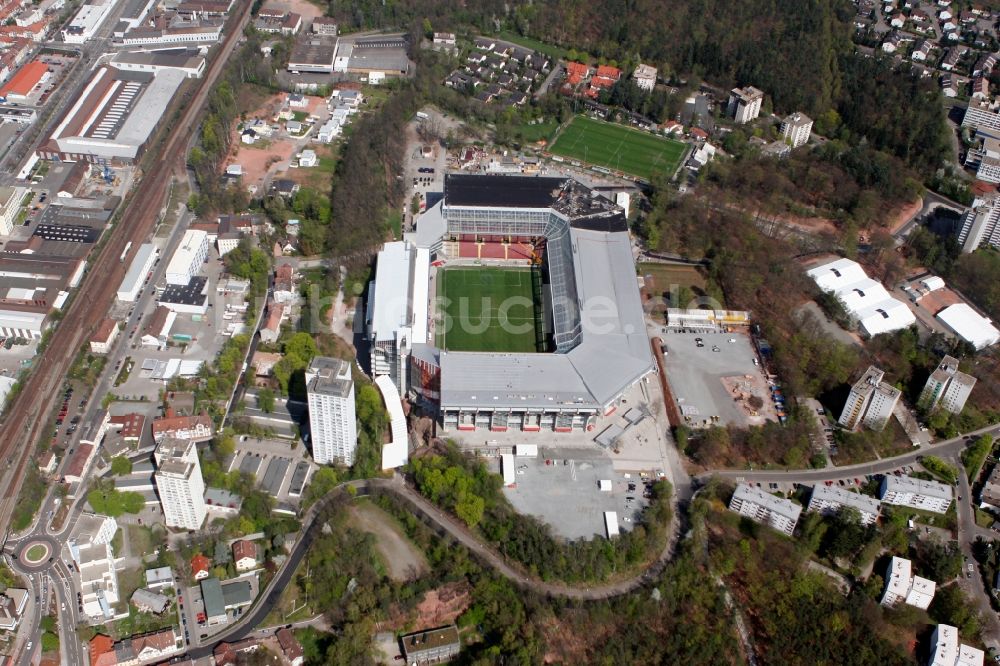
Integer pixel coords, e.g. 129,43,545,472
937,303,1000,350
806,258,915,337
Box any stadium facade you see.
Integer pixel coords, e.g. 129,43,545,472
368,174,654,433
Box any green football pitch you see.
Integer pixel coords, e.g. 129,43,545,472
437,267,542,353
549,115,687,180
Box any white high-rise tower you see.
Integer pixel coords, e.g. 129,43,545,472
306,357,357,465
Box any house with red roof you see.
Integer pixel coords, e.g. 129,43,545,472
565,61,590,86
595,64,621,80
232,540,257,572
191,553,211,580
89,634,114,666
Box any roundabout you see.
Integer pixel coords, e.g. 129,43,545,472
12,535,58,572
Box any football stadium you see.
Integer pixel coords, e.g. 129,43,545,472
366,174,654,433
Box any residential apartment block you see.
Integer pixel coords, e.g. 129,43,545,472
918,355,976,414
306,356,357,465
728,483,802,536
957,197,1000,253
632,63,657,91
400,625,461,665
154,437,207,530
879,475,952,514
838,366,901,432
806,484,881,525
780,112,813,148
929,623,985,666
981,467,1000,511
880,556,936,610
727,86,764,124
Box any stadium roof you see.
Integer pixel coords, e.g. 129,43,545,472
444,174,565,208
369,242,428,343
936,303,1000,350
440,225,652,410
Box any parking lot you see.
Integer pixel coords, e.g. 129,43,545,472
661,329,774,428
499,448,650,540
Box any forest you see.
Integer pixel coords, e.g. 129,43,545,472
322,0,946,176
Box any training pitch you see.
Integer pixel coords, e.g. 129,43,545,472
549,115,687,180
437,267,541,353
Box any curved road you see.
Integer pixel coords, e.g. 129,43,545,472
179,474,682,660
699,423,998,484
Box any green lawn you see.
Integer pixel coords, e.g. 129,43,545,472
514,118,559,144
25,544,47,562
437,267,541,353
550,115,687,180
497,31,568,60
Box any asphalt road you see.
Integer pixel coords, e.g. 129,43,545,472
701,423,1000,484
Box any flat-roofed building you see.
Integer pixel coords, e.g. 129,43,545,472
62,0,116,43
73,540,120,620
154,437,207,530
727,85,764,124
117,242,158,302
780,111,813,148
838,366,901,432
728,483,801,536
632,63,657,91
0,185,25,236
845,374,898,432
881,556,936,609
880,475,952,514
400,625,461,665
936,303,1000,351
929,623,984,666
144,566,174,590
919,355,977,414
111,48,205,78
287,36,336,73
306,356,356,465
165,229,208,285
806,484,881,525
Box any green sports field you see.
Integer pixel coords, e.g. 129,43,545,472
437,267,543,353
549,115,687,180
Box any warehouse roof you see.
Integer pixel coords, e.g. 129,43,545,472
936,303,1000,350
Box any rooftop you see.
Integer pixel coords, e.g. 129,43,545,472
882,474,953,501
306,356,352,398
400,625,460,655
809,484,881,515
936,303,1000,350
732,483,803,522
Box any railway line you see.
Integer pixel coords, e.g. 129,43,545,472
0,1,253,538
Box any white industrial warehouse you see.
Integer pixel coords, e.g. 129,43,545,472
806,257,916,337
936,303,1000,350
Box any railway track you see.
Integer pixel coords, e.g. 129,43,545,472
0,2,253,535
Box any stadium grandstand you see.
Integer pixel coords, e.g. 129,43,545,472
368,174,653,433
